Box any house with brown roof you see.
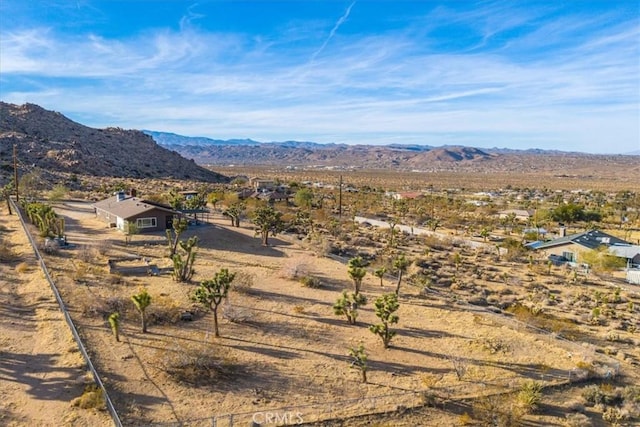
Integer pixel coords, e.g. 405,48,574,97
93,191,178,233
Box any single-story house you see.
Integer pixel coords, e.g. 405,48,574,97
392,191,424,201
250,178,276,191
531,229,638,265
498,209,534,222
94,192,178,233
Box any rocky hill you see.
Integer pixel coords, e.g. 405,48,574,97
0,102,228,184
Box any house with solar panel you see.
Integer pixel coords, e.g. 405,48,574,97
532,229,640,269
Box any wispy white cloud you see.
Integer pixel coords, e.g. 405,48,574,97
0,2,637,153
309,1,356,62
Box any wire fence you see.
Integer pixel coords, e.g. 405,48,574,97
7,206,623,427
147,390,426,427
9,197,123,427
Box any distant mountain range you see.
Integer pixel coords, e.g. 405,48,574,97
0,102,228,184
144,130,639,173
0,102,637,187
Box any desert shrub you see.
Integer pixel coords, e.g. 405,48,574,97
602,406,625,424
517,381,543,413
563,413,591,427
107,273,126,286
622,385,640,403
105,296,132,317
77,245,101,263
473,393,524,426
222,303,254,323
458,412,473,425
0,244,18,262
293,305,305,314
147,295,184,325
160,344,238,386
231,271,255,294
15,262,30,273
447,354,469,381
94,239,112,256
581,384,623,407
71,384,105,410
280,259,310,280
478,337,511,355
300,275,321,288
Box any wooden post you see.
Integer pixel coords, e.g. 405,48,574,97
13,144,19,203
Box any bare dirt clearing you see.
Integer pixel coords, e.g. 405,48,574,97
0,206,111,427
6,201,629,426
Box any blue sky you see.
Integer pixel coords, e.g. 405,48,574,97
1,1,638,154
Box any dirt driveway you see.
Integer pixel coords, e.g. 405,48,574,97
0,203,111,427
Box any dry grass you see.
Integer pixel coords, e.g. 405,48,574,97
71,384,106,410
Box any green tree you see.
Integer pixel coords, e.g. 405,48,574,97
1,182,14,214
393,254,411,295
171,236,198,282
580,246,627,275
48,184,68,202
551,203,585,226
373,266,387,287
348,344,368,383
347,256,367,295
333,291,367,325
294,188,314,209
131,288,152,333
207,191,224,211
369,293,399,348
223,201,246,227
167,189,185,211
193,268,236,337
480,227,490,242
252,205,285,246
123,220,139,246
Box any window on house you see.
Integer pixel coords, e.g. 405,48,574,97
562,251,575,262
136,217,157,228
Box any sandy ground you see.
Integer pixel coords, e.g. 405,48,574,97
0,205,112,426
2,200,636,426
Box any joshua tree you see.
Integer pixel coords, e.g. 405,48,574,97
294,188,314,209
393,254,411,295
347,256,367,295
333,291,367,325
108,312,120,342
252,205,285,246
193,268,236,337
171,236,198,282
223,201,246,227
349,344,368,383
369,293,399,348
373,266,387,287
131,288,152,333
166,217,188,257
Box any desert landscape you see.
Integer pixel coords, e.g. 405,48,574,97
1,103,639,426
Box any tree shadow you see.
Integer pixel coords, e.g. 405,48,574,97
181,225,287,258
0,350,125,401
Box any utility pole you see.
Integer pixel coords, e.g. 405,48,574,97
13,144,19,203
338,175,343,220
